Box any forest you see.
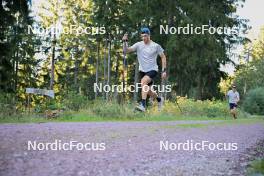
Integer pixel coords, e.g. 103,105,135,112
1,0,264,120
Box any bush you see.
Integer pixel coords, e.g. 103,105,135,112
242,87,264,115
63,92,89,111
177,98,230,118
90,101,138,119
0,93,17,118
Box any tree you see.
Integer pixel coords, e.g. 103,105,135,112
0,0,41,107
232,26,264,97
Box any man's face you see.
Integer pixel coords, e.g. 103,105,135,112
232,87,236,91
141,33,150,43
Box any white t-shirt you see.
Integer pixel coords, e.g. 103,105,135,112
227,90,240,104
130,41,164,72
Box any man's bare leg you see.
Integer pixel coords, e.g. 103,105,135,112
137,76,164,111
141,75,151,98
148,88,158,99
233,108,237,119
230,109,234,118
148,87,164,111
230,109,236,119
135,75,151,111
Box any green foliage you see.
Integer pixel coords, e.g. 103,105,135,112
242,87,264,115
251,26,264,60
164,97,231,118
42,97,244,120
0,0,40,95
89,101,140,119
247,159,264,176
1,96,261,122
91,102,124,118
0,92,17,117
35,0,248,102
233,26,264,98
234,59,264,98
1,0,250,114
62,98,234,120
63,92,89,111
219,77,234,96
161,0,246,100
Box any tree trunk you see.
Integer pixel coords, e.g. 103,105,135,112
74,59,79,93
50,35,56,90
14,50,19,92
197,70,203,100
66,65,70,94
114,44,119,101
103,40,107,100
95,40,100,98
106,38,111,101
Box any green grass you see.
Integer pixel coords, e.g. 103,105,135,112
247,159,264,176
0,99,263,124
0,111,263,125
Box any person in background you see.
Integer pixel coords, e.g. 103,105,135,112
226,85,240,119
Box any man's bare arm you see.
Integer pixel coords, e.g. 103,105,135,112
123,41,134,54
160,53,167,79
160,53,167,71
122,34,134,54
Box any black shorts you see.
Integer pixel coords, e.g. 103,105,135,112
229,103,237,110
139,70,158,86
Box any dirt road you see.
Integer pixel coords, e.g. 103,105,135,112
0,120,263,176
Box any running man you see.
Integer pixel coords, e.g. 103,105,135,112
226,85,240,119
122,27,167,112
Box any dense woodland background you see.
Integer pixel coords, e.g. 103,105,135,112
1,0,264,116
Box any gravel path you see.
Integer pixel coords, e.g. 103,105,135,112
0,120,264,176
